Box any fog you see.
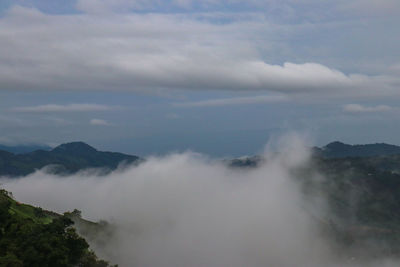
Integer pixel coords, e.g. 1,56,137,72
1,136,399,266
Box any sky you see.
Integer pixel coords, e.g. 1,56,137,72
0,0,399,156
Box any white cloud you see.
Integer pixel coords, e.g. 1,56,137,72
90,118,111,126
0,137,329,266
0,6,398,98
173,94,288,107
76,0,156,13
2,135,400,266
343,104,395,113
12,104,114,113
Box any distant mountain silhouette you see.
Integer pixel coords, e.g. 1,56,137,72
315,141,400,158
0,142,141,177
0,144,51,154
52,141,98,154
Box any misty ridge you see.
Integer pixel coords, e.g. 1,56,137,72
2,134,400,266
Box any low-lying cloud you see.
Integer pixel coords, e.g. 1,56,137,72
1,136,399,266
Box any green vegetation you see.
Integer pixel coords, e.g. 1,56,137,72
0,189,116,267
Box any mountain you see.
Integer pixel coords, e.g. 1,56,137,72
0,144,52,154
315,141,400,158
0,142,141,177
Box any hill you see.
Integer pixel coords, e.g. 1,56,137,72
314,141,400,158
0,142,141,177
0,189,115,266
0,144,52,154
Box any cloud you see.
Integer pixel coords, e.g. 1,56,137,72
12,104,114,113
0,6,398,98
0,136,327,266
343,104,395,113
341,0,400,16
76,0,162,13
173,94,288,107
90,118,111,126
75,0,400,17
1,135,399,266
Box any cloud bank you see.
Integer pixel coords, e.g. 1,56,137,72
2,135,399,266
0,6,398,98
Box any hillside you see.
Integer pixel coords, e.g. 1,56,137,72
227,146,400,256
0,142,141,177
0,189,115,266
314,141,400,158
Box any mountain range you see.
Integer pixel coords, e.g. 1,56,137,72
1,140,400,177
0,144,52,154
314,141,400,158
0,142,140,177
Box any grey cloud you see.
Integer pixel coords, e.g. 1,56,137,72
343,104,395,113
90,118,111,126
12,104,114,113
0,6,399,98
173,94,288,107
76,0,400,17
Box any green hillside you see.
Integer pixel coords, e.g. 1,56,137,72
0,189,116,267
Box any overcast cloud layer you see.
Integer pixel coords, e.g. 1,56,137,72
0,4,399,98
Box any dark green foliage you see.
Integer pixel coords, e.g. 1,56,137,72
0,190,116,267
0,141,141,177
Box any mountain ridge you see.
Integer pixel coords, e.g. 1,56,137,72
0,141,141,177
315,141,400,158
0,144,52,154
